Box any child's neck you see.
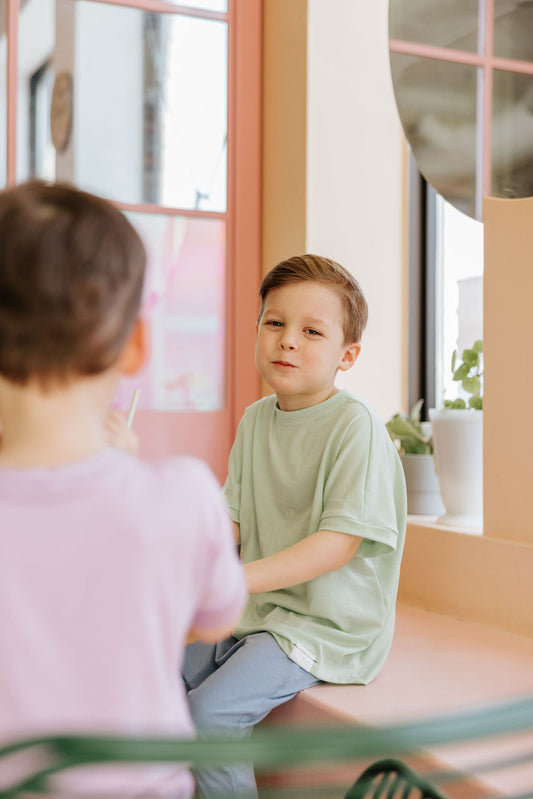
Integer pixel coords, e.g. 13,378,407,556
0,374,116,468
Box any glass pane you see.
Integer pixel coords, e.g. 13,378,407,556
390,53,479,217
20,0,228,212
494,0,533,62
17,0,55,183
116,213,226,411
492,70,533,199
389,0,479,53
172,0,227,11
435,195,483,406
0,0,6,187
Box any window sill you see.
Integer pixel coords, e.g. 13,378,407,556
407,513,483,537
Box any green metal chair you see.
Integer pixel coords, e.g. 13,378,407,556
345,758,449,799
1,693,532,798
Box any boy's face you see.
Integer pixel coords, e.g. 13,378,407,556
255,281,360,411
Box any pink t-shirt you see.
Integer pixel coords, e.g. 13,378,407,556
0,448,247,796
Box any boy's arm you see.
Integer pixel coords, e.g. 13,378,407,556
244,530,361,594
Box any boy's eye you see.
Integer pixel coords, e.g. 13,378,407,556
265,320,283,327
305,328,322,336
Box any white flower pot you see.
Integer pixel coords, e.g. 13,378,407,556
429,408,483,528
400,453,445,516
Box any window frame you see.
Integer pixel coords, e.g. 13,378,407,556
3,0,262,476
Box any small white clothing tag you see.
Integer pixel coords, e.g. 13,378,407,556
289,642,317,672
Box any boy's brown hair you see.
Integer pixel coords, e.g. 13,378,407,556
258,253,368,345
0,180,146,386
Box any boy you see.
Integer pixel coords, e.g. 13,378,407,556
184,254,407,798
0,180,247,797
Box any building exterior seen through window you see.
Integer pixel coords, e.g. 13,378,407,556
8,0,230,412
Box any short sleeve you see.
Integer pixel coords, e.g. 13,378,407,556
319,410,406,557
183,461,247,631
222,416,245,525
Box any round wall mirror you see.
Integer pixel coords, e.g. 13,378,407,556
389,0,533,220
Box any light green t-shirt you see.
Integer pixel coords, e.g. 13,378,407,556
223,390,407,685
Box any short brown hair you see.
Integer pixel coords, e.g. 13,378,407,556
258,254,368,344
0,180,146,385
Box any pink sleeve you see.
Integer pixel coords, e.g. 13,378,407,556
185,461,247,632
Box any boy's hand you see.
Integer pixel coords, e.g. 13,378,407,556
105,409,139,456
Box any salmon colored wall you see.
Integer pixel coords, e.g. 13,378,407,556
483,197,533,546
135,410,231,486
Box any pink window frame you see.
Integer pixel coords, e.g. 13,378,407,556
4,0,262,436
390,0,533,220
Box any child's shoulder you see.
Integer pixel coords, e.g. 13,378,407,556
138,452,217,490
334,391,384,427
111,450,219,504
240,394,278,424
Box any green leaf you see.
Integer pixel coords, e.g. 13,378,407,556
473,339,483,353
386,417,425,441
451,398,467,409
409,398,424,423
453,363,470,381
402,438,430,455
444,399,454,408
462,349,479,369
451,350,457,372
469,395,483,410
462,376,481,396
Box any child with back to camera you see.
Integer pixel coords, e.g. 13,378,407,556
184,254,407,798
0,180,247,797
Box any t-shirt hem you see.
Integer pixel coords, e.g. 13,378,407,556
272,632,379,685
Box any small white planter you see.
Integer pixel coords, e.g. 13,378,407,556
429,408,483,528
400,453,445,516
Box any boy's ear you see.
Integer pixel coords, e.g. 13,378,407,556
338,343,361,373
118,318,147,375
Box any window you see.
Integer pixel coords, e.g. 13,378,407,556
390,0,533,411
3,0,261,475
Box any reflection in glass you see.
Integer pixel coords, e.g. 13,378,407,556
492,70,533,200
390,53,478,217
74,2,227,210
21,0,227,211
389,0,479,53
0,0,6,187
17,0,55,183
494,0,533,62
117,213,226,411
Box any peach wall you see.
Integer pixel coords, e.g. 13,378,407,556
306,0,405,421
262,0,307,272
483,197,533,546
261,0,406,416
261,0,308,397
398,519,533,638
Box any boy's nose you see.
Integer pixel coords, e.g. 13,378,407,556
279,333,296,350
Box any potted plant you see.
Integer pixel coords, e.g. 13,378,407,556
429,340,483,528
386,399,445,516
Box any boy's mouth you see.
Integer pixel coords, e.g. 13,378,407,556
272,360,296,368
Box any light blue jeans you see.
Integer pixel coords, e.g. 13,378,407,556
183,632,321,799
